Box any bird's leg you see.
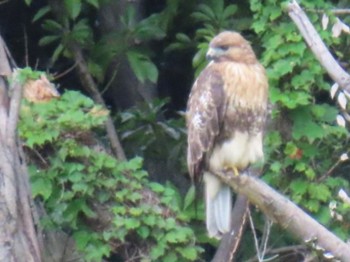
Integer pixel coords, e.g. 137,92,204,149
224,166,240,177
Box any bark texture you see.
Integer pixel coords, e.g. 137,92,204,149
0,35,41,262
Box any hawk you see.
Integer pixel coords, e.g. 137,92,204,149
186,31,268,238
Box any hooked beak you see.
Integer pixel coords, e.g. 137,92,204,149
206,47,225,61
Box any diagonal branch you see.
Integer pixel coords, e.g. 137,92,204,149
212,194,249,262
287,0,350,93
215,170,350,261
68,43,126,161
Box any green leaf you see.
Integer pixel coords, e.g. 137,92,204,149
223,5,237,19
86,0,99,8
163,252,178,262
150,244,165,260
129,207,142,216
42,19,63,32
291,107,325,142
290,179,308,195
31,177,52,200
127,51,158,83
124,218,140,229
311,104,338,123
33,6,51,22
165,229,188,243
85,242,110,261
269,6,282,20
112,206,126,215
72,182,89,193
68,172,83,183
80,202,96,218
71,19,92,44
176,33,191,43
134,14,166,41
39,35,60,46
271,58,295,77
64,0,82,20
52,43,64,63
308,183,331,202
183,185,195,210
270,161,282,173
180,246,198,260
197,4,216,20
74,230,91,250
143,215,156,226
24,0,32,6
192,45,207,68
137,226,150,239
305,199,320,212
149,182,164,193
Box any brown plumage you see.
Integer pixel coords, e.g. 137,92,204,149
186,31,268,238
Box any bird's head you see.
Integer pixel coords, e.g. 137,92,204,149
206,31,257,64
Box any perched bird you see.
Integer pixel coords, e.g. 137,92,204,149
186,31,268,238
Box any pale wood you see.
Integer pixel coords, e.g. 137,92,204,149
215,170,350,261
287,0,350,92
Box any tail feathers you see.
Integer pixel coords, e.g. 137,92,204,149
204,173,232,238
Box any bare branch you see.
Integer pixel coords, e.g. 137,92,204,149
68,43,126,161
212,195,249,262
246,245,307,262
287,0,350,93
307,8,350,15
215,170,350,261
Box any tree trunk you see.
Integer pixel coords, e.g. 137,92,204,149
0,35,41,262
98,0,158,110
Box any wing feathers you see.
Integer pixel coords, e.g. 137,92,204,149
187,69,225,182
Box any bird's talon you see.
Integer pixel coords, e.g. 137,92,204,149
224,166,240,176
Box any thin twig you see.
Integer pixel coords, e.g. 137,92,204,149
23,26,29,67
318,158,341,182
248,208,262,261
246,245,306,262
260,218,272,259
101,67,118,95
53,62,78,80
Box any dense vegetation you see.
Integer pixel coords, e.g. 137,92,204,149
2,0,350,261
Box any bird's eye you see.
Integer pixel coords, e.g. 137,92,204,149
219,45,229,51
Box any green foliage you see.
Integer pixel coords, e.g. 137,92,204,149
19,90,201,261
12,67,46,84
30,0,180,84
116,98,187,173
251,0,350,242
21,0,350,259
166,0,240,76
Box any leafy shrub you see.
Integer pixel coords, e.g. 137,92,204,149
19,90,202,261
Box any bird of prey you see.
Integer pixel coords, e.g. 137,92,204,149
186,31,268,238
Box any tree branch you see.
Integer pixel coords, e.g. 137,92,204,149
287,0,350,93
68,43,126,161
215,170,350,261
212,195,249,262
307,8,350,15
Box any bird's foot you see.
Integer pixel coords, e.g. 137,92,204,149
224,166,240,177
